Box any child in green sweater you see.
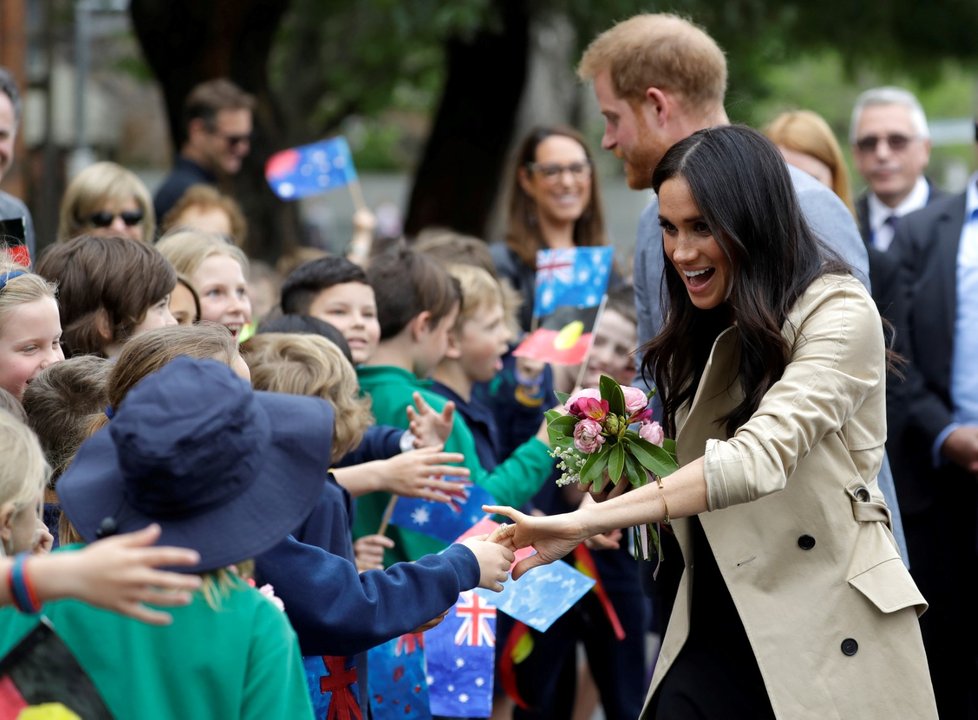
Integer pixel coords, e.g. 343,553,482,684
355,247,554,565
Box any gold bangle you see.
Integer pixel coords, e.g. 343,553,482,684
653,475,670,524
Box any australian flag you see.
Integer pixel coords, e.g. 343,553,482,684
533,246,614,318
389,481,495,544
425,591,496,718
266,136,358,200
367,634,431,720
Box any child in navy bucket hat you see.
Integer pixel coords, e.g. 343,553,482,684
0,356,320,718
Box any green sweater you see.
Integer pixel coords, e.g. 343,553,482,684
0,550,313,720
355,365,553,565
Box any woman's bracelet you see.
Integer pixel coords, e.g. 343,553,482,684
654,476,671,525
8,552,42,614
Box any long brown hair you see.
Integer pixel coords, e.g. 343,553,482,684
504,126,608,269
641,126,849,437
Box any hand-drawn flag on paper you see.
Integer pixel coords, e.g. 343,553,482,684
0,619,112,719
303,654,362,720
533,246,613,318
474,553,595,633
425,591,496,718
367,634,431,720
389,481,494,544
266,136,357,200
512,305,601,366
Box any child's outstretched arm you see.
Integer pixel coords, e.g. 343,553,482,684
333,446,471,501
3,524,201,625
459,535,514,592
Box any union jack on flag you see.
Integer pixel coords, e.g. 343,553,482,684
454,591,496,647
425,591,497,717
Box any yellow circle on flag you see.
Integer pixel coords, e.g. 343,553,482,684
554,321,584,350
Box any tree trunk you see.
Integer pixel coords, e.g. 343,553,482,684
403,0,530,240
129,0,298,263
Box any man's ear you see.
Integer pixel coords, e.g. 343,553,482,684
187,117,209,145
643,87,671,127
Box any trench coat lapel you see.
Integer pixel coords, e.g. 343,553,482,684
676,327,743,464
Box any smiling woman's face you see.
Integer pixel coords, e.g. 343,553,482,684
519,135,593,233
658,176,732,311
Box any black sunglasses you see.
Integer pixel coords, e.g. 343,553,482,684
88,210,145,228
208,129,252,148
854,133,916,153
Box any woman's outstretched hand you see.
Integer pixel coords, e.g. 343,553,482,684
483,505,588,580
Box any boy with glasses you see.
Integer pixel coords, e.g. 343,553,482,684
153,78,255,221
850,86,946,251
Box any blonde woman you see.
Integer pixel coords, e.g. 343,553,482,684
57,161,156,244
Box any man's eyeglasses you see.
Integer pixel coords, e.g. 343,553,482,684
854,133,917,154
527,161,592,182
209,129,252,149
88,210,144,228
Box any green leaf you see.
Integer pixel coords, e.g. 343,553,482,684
580,450,608,486
547,414,577,431
599,374,626,416
622,449,645,488
554,390,570,405
627,437,679,478
662,438,678,456
608,442,625,483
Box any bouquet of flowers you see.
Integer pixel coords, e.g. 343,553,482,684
546,375,678,562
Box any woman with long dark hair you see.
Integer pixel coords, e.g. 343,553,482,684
487,125,936,719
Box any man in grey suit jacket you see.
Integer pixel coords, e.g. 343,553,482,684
576,14,906,561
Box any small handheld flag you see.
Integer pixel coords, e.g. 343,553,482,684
533,246,614,318
266,137,358,201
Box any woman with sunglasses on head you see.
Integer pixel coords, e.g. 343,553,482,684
57,161,155,244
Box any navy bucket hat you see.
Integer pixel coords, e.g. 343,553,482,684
58,356,334,573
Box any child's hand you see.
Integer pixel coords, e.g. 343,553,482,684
460,535,514,592
354,534,394,572
407,391,455,447
37,524,202,625
32,519,53,554
410,610,448,634
374,446,470,501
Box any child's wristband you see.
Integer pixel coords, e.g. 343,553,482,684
8,552,42,614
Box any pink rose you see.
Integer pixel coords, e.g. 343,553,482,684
623,386,649,414
566,389,609,421
573,418,606,454
639,420,665,446
564,388,601,414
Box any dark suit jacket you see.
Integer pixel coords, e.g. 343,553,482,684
855,180,948,249
887,192,968,515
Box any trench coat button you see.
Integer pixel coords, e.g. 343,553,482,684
855,487,871,502
841,638,858,656
797,534,816,550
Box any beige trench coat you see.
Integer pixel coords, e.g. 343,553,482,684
642,275,937,719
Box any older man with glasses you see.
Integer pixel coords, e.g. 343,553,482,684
153,78,255,222
850,86,947,252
